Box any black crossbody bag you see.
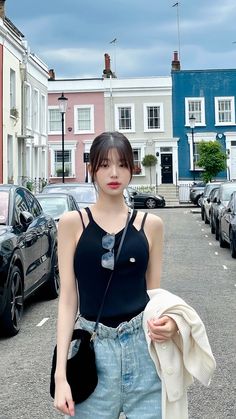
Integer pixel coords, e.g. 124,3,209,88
50,210,131,404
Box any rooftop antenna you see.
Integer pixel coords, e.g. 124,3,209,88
109,38,117,75
172,2,181,61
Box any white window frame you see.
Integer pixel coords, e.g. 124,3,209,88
187,132,216,171
41,94,47,134
185,97,206,126
25,82,32,129
49,142,76,178
74,105,94,134
48,106,62,135
143,103,164,132
114,104,135,133
214,96,235,126
10,69,16,116
33,88,40,132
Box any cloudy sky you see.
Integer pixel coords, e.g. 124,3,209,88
6,0,236,79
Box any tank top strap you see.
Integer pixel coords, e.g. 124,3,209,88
140,212,148,230
84,207,93,223
77,210,85,230
130,209,138,224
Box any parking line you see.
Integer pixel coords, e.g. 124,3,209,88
37,317,49,327
215,252,218,255
222,265,228,270
205,234,208,238
209,242,212,246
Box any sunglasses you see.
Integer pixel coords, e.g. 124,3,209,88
101,233,115,270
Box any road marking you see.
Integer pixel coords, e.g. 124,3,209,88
209,242,212,246
201,228,205,231
205,234,208,238
215,252,218,255
37,317,49,327
222,265,228,270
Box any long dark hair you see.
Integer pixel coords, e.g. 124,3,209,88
89,132,134,182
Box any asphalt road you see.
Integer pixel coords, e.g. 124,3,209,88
0,208,235,419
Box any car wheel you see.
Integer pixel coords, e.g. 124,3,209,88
215,222,219,241
219,227,227,248
201,208,204,221
210,217,215,234
0,266,24,336
43,247,60,299
229,229,236,258
145,198,157,209
204,211,209,224
197,196,202,207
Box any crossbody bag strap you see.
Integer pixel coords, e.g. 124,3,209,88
92,209,132,336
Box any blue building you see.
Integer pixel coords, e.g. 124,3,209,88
171,52,236,183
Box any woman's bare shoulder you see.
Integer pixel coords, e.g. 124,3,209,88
137,210,163,230
58,210,83,231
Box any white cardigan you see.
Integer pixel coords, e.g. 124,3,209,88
142,289,216,419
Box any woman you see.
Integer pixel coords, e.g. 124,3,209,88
54,131,177,418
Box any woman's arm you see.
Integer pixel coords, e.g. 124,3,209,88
145,213,178,342
54,211,81,416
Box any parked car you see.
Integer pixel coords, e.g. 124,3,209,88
211,181,236,240
128,187,165,209
189,181,206,206
0,185,59,336
123,188,134,209
42,183,97,208
201,183,222,223
204,187,220,226
210,188,220,234
218,191,236,257
35,193,79,224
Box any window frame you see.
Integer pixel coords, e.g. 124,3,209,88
10,69,16,116
48,106,62,135
25,82,32,129
41,94,47,134
143,103,164,132
33,88,40,132
214,96,235,126
49,142,76,179
185,97,206,127
74,105,94,134
114,103,135,133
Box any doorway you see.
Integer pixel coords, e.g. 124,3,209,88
161,153,173,184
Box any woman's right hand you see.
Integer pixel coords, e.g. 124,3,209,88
54,377,75,416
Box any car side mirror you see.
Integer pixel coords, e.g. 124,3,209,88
20,211,34,226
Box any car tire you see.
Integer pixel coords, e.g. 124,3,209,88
215,221,219,241
201,208,204,221
145,198,157,209
229,229,236,258
210,216,215,234
0,265,24,336
219,227,227,248
204,211,209,224
197,196,202,207
43,247,60,299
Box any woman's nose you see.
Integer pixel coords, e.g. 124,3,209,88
111,164,118,177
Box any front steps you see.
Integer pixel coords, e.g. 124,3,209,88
157,184,180,207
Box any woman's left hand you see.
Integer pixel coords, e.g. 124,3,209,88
147,316,178,343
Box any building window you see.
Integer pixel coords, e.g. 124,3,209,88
185,98,205,126
48,108,61,133
115,104,135,132
10,69,16,115
54,150,72,177
33,89,39,131
133,148,142,175
25,83,31,128
144,103,164,131
74,105,94,133
215,97,235,125
41,94,46,134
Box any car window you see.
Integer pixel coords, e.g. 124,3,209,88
221,184,236,201
24,190,42,218
44,185,96,203
37,196,68,218
228,195,234,213
14,190,29,224
0,191,9,224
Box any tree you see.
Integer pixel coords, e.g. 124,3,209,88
197,141,227,183
142,154,157,187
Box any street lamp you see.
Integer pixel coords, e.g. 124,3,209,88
58,93,68,183
189,114,196,181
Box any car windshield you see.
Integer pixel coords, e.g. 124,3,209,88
44,186,97,203
221,184,236,201
0,191,9,224
36,196,69,219
204,183,220,197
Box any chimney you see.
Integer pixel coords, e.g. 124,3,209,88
103,53,116,78
0,0,6,19
48,69,55,80
171,51,180,71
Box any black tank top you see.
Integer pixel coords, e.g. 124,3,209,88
74,208,150,327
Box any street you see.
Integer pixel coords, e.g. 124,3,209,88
0,208,235,419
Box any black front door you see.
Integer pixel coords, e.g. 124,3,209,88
161,154,173,184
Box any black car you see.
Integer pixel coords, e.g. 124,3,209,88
189,181,206,206
219,191,236,257
201,182,222,223
211,182,236,240
35,193,79,223
128,187,165,209
0,185,59,336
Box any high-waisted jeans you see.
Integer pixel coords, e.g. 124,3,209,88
66,312,162,419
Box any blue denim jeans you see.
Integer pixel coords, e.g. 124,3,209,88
66,312,162,419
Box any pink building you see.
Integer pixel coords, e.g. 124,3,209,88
48,75,105,183
0,43,3,183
